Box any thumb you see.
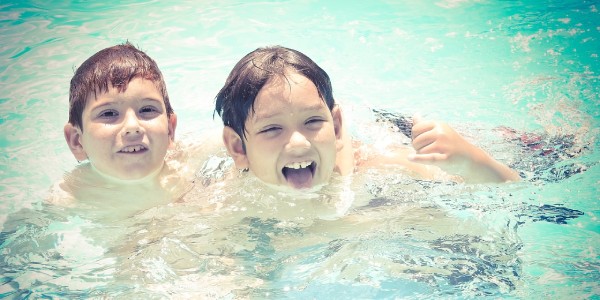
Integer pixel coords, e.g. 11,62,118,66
412,113,424,125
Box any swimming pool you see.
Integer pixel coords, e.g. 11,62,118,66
1,0,598,298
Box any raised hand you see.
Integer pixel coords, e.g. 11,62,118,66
408,115,520,183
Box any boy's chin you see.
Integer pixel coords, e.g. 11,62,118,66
91,164,163,183
247,171,326,194
271,180,326,194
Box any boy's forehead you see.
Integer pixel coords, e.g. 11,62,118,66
85,78,164,104
249,83,328,123
257,72,317,100
264,72,311,90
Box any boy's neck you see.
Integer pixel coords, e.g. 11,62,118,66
90,162,164,187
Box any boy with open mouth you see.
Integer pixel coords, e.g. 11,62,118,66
214,46,520,191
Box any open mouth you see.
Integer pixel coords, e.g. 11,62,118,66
119,145,148,153
282,161,316,189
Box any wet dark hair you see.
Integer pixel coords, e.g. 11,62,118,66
214,45,335,141
68,42,173,130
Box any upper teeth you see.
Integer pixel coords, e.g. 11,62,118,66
121,145,145,152
285,161,312,169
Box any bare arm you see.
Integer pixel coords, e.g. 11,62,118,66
408,116,520,183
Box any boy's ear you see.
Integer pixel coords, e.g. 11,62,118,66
223,126,249,170
168,113,178,147
64,123,88,161
332,105,344,151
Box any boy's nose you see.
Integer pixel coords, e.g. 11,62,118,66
122,111,144,136
286,131,311,152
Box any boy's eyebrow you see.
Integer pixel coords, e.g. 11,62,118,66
252,102,328,122
89,97,163,110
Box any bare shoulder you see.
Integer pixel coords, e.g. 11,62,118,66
46,176,77,207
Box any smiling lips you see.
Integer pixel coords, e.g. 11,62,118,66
282,160,315,189
119,144,148,153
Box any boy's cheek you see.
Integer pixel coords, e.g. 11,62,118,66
335,139,344,151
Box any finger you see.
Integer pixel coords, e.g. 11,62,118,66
412,129,438,151
412,113,423,125
416,141,449,155
411,118,435,140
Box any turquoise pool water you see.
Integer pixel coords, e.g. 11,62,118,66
1,0,598,298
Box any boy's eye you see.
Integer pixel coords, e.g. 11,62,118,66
139,106,161,117
258,126,282,135
98,109,119,118
305,117,325,128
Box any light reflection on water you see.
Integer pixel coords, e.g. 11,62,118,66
0,0,598,298
1,169,525,298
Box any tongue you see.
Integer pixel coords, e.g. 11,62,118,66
284,167,313,189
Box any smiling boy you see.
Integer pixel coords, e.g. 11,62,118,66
215,46,519,191
65,76,176,180
54,42,189,208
